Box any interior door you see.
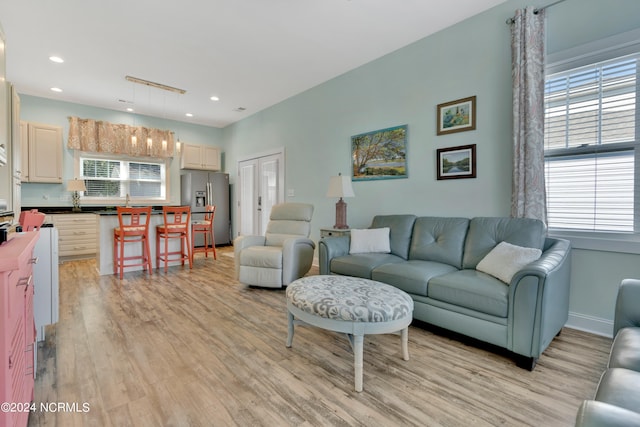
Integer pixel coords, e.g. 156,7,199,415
237,151,284,237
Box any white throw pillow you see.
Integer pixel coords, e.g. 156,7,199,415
349,227,391,254
476,241,542,284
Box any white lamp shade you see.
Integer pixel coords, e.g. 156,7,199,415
67,179,87,192
326,175,355,198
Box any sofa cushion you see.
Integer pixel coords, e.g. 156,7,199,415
476,241,542,284
239,246,283,268
408,217,469,268
575,400,640,427
349,227,390,254
462,217,546,269
428,269,510,317
372,260,458,297
595,368,640,413
330,253,405,279
370,215,417,260
608,327,640,371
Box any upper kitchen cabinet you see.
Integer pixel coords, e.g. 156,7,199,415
180,143,221,171
21,121,63,183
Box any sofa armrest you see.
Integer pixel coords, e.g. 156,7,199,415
508,238,572,358
511,238,571,282
614,279,640,335
318,236,350,275
575,400,640,427
234,235,266,252
282,237,316,285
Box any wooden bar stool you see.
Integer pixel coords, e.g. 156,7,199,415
156,206,192,272
191,205,217,262
113,206,153,280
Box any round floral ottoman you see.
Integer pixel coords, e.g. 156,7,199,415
285,275,414,392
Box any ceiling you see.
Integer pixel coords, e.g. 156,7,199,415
0,0,507,128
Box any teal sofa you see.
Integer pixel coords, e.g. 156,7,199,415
575,279,640,426
318,215,572,369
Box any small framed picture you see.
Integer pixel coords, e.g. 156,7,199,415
437,96,476,135
437,144,476,180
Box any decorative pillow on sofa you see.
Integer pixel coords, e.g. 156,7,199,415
349,227,391,254
476,241,542,284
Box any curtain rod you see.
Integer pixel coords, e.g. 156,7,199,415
506,0,568,24
534,0,567,14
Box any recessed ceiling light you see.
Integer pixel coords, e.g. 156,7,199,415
50,87,63,92
49,56,64,63
210,96,220,101
185,113,193,117
126,107,134,112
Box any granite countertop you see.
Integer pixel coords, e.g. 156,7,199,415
24,206,170,215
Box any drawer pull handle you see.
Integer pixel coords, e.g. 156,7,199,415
17,275,32,288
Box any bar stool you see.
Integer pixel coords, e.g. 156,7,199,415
156,206,192,272
191,205,217,262
113,206,153,280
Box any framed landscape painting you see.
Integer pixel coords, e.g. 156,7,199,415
351,125,408,181
437,96,476,135
437,144,476,180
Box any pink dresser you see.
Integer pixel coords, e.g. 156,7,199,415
0,231,38,427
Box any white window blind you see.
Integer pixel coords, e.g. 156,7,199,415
80,156,166,201
544,53,639,232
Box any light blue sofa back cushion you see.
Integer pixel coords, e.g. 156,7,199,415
408,217,470,268
462,217,546,269
371,215,417,260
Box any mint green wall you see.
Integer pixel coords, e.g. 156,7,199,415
19,95,224,207
222,0,640,334
17,0,640,333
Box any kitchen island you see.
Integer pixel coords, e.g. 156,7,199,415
96,210,190,276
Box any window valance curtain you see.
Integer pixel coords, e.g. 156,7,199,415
67,116,176,158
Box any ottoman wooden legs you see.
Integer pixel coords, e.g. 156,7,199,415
285,275,414,392
286,305,411,392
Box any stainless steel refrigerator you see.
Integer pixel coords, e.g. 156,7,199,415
180,171,231,246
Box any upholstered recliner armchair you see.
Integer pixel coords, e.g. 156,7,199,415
234,203,315,288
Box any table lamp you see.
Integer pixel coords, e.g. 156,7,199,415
67,178,87,212
326,173,355,229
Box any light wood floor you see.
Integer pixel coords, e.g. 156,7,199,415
29,246,611,427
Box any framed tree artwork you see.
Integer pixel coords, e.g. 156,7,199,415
351,125,408,181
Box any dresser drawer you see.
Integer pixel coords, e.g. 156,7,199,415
51,213,97,258
52,214,96,228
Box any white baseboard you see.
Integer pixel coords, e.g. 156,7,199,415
565,311,613,338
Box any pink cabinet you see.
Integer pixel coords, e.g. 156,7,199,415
0,232,38,427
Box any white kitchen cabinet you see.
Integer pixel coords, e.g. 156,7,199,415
21,121,63,183
51,213,97,259
180,143,221,171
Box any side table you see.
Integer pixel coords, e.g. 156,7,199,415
320,227,350,238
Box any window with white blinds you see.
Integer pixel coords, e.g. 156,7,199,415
544,53,639,232
79,155,167,202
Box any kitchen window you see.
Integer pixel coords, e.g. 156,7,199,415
544,52,639,235
79,154,168,203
